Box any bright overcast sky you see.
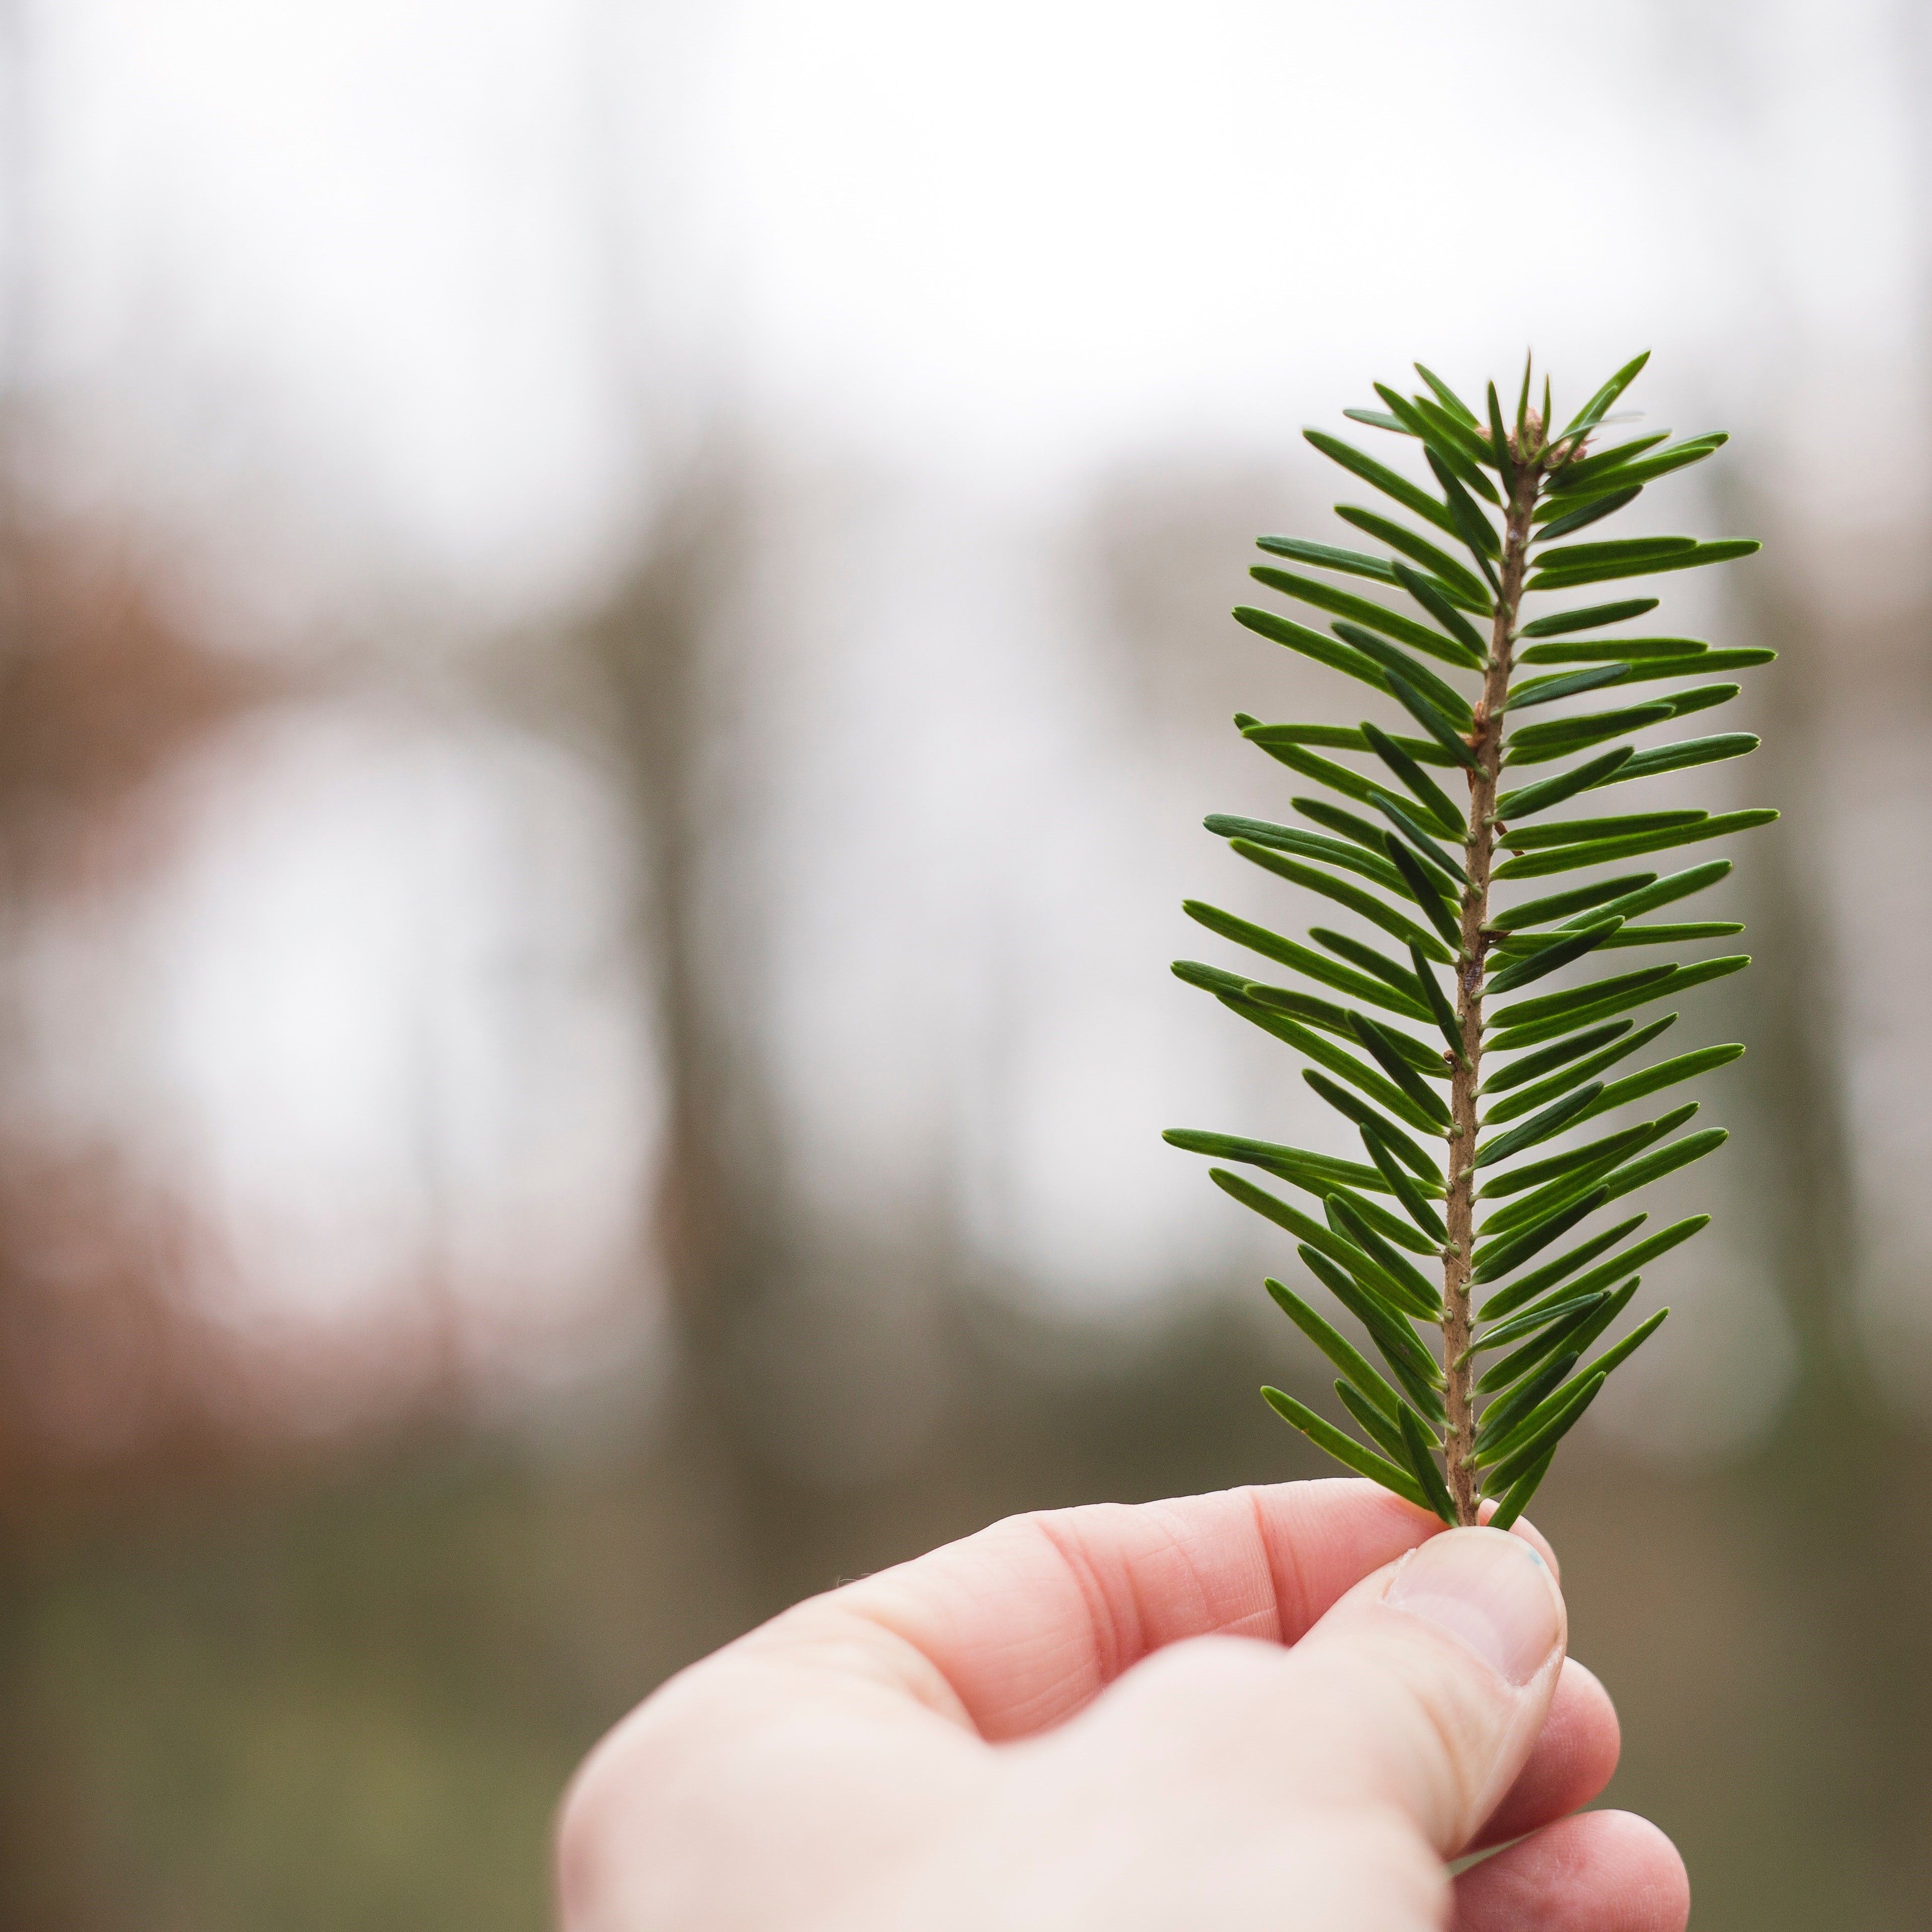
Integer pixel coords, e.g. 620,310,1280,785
20,0,1924,609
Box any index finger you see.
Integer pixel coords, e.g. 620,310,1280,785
779,1479,1554,1741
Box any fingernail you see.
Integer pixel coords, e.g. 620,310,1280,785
1383,1527,1561,1686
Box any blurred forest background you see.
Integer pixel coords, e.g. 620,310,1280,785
2,2,1931,1927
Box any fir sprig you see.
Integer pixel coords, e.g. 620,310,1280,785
1168,353,1774,1527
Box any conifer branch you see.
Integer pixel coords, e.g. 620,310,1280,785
1173,353,1775,1524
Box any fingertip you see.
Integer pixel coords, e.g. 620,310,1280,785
1454,1809,1688,1932
1475,1497,1559,1582
1558,1659,1620,1768
1545,1658,1621,1793
1602,1812,1693,1932
1473,1656,1621,1848
1574,1811,1692,1932
1510,1517,1559,1582
1381,1526,1565,1689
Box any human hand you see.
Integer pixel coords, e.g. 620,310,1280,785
557,1479,1687,1930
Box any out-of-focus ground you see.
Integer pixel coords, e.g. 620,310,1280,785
3,2,1932,1926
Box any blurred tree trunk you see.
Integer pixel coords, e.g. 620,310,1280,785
575,459,804,1594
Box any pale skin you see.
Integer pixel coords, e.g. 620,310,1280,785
556,1478,1690,1932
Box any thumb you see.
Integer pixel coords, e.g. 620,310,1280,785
1076,1525,1566,1860
1287,1524,1568,1851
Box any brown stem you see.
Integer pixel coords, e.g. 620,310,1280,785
1441,449,1540,1524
